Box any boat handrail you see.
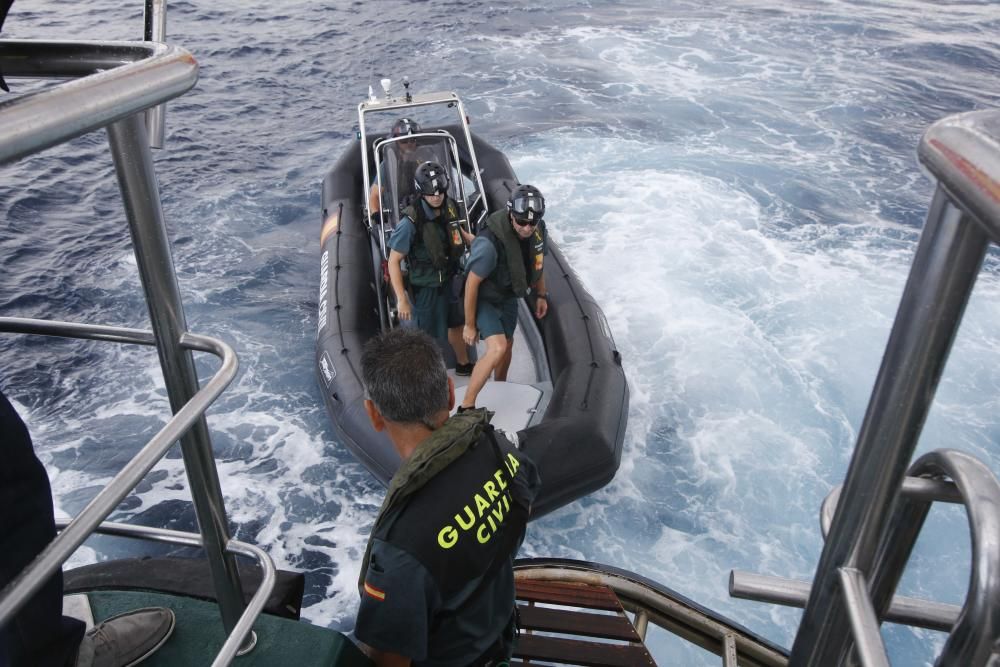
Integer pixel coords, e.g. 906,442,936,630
0,39,197,162
0,318,236,621
0,31,260,665
731,108,1000,666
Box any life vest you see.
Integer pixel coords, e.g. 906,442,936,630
477,209,545,304
401,198,466,288
358,409,531,601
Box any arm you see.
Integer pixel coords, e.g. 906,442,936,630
463,271,483,346
369,182,382,214
533,274,548,319
388,250,412,321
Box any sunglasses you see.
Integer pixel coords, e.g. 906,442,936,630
513,216,539,228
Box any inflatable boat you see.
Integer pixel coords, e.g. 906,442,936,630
316,83,629,518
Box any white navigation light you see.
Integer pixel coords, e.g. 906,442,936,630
380,78,391,97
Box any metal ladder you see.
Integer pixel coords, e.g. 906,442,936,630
0,5,275,666
731,109,1000,665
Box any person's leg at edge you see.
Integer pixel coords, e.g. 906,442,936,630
0,388,176,667
448,326,470,366
0,389,85,667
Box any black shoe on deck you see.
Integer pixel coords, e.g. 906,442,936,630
455,362,474,376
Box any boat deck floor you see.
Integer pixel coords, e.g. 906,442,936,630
80,589,369,666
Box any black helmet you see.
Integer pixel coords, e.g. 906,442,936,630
507,184,545,223
391,117,421,138
414,161,450,196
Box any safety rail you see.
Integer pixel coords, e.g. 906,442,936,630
0,318,237,623
730,108,1000,666
0,27,260,666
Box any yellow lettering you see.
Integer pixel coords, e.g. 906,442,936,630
438,525,458,549
455,505,475,531
506,452,520,474
484,480,499,501
503,494,510,512
475,493,490,517
487,513,497,533
493,469,507,490
491,503,505,524
477,523,491,544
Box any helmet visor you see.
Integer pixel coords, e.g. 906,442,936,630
510,192,545,222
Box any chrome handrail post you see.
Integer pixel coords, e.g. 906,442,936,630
106,113,247,640
789,188,989,665
143,0,168,148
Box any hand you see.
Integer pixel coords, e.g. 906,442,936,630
535,296,548,319
398,296,412,321
463,324,478,346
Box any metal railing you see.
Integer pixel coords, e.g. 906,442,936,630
730,108,1000,666
0,29,267,666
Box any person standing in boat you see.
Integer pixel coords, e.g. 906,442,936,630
387,161,476,375
354,328,539,667
368,117,422,215
459,185,548,411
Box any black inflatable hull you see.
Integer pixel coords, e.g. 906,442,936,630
316,128,629,518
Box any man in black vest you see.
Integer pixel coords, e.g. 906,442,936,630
459,185,548,411
354,328,539,667
387,162,475,374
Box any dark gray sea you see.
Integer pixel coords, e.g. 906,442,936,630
2,1,999,664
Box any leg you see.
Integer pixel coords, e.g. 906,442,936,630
492,298,519,382
448,326,470,366
447,274,471,369
0,389,85,667
494,337,514,381
461,333,508,409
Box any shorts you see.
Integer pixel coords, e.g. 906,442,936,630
476,298,518,340
410,284,448,340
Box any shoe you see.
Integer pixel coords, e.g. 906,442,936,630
75,607,176,667
455,362,474,376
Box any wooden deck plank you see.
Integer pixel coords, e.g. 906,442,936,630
515,580,623,611
514,634,657,666
517,604,641,642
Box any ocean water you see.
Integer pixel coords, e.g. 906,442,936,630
2,1,1000,664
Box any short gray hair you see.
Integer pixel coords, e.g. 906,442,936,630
361,328,449,426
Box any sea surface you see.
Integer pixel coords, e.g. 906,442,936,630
2,1,1000,664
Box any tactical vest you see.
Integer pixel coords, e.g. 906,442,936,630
477,209,545,304
402,198,467,288
359,409,531,602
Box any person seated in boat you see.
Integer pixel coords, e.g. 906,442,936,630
354,328,539,667
387,160,476,375
368,117,422,217
459,185,549,411
0,387,176,667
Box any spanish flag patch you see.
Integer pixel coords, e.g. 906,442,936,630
363,581,386,601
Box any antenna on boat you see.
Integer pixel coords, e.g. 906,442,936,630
368,84,377,103
403,76,412,103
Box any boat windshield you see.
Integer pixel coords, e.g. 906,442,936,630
373,132,468,231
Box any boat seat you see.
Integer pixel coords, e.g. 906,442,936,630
512,579,657,666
